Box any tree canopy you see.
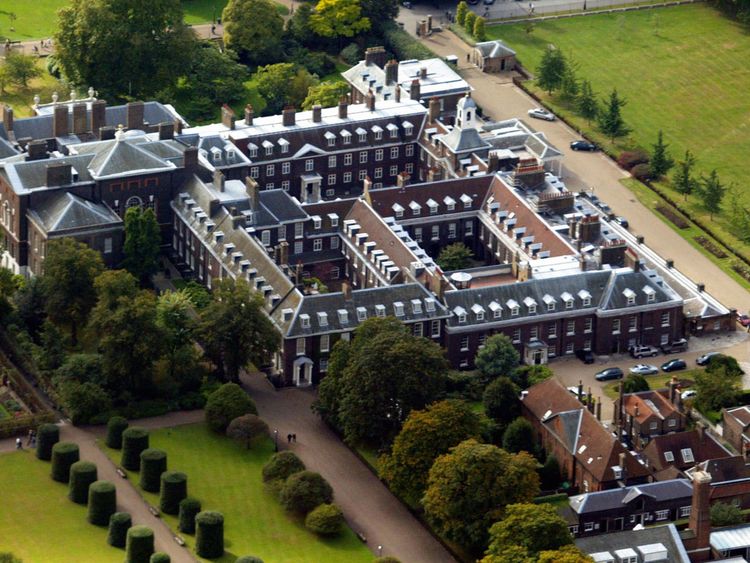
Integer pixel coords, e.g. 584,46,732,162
700,169,725,219
598,89,630,141
475,334,520,383
695,354,743,412
673,150,697,200
302,82,351,110
123,207,161,286
222,0,284,65
255,63,318,115
576,80,599,124
437,243,473,272
483,377,521,426
502,417,536,455
536,45,566,95
309,0,371,40
649,130,674,178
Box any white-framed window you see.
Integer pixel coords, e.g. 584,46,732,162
342,131,352,144
681,448,694,463
661,333,670,345
266,164,275,176
320,358,329,372
279,225,287,241
548,323,557,338
448,223,456,238
330,266,340,279
512,328,521,343
530,326,538,340
566,320,575,335
313,216,322,230
628,316,637,332
344,172,352,183
104,238,113,254
414,227,422,242
375,167,383,179
413,323,423,337
431,320,440,338
650,421,658,431
296,337,305,355
325,188,334,197
358,131,367,143
612,319,621,334
405,144,414,157
280,140,289,154
265,144,273,156
250,166,259,178
328,174,336,186
390,165,398,177
465,220,473,236
328,155,336,168
266,182,275,190
680,506,691,517
405,163,414,174
458,311,467,324
661,312,670,327
248,145,258,158
656,510,669,521
320,334,330,352
375,149,384,161
584,522,594,532
566,342,575,354
390,147,399,159
282,162,291,174
479,334,487,348
327,136,335,147
460,336,469,351
374,129,383,141
584,318,593,333
313,238,322,252
330,237,339,250
300,314,311,329
261,230,271,246
668,417,677,427
344,153,353,165
431,225,439,240
305,159,314,172
295,222,304,238
360,151,368,164
375,304,386,318
294,241,303,254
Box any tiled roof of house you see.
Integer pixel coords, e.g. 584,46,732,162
725,405,750,429
27,192,122,233
643,429,731,472
622,390,682,424
577,524,690,563
439,125,491,154
569,479,692,515
687,455,750,483
78,136,176,179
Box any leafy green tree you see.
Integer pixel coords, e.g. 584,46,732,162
536,45,566,95
255,63,318,115
198,279,280,382
423,439,540,553
156,290,195,384
302,81,351,110
672,149,697,200
287,3,316,45
513,365,553,389
622,373,650,393
436,242,473,271
12,276,46,339
649,130,674,179
537,546,594,563
576,79,599,124
58,380,112,425
223,0,284,65
456,1,469,26
539,454,561,490
502,417,535,454
695,358,742,412
379,400,482,507
484,503,573,559
305,503,344,536
279,471,334,514
598,89,630,142
699,169,725,219
55,353,105,385
205,383,258,433
41,238,104,346
313,339,350,429
123,207,161,286
360,0,399,31
226,414,268,449
711,501,745,526
2,53,41,88
309,0,371,42
55,0,195,99
475,334,520,383
0,267,23,324
559,61,579,104
90,269,139,314
473,16,487,41
464,11,477,33
483,377,520,425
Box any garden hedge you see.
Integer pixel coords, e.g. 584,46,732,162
195,511,224,559
159,471,188,515
36,423,59,460
68,460,98,504
106,416,129,449
178,497,202,534
150,553,170,563
125,525,155,563
279,471,333,515
88,480,117,526
139,449,167,493
121,427,149,471
261,451,305,483
50,442,80,483
235,557,264,563
107,512,132,548
304,503,344,536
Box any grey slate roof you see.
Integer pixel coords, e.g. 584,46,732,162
440,126,491,154
2,154,96,193
475,40,516,58
27,192,122,233
576,524,690,563
82,137,176,179
569,479,692,515
0,136,19,159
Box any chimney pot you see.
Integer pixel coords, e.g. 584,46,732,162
420,67,427,79
410,79,421,102
125,101,144,131
244,104,254,126
312,104,322,123
338,96,348,119
282,106,296,126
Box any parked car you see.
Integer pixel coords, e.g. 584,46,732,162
630,345,659,359
575,349,594,364
681,389,697,400
738,313,750,328
661,359,687,372
661,338,688,354
527,108,555,121
614,216,629,229
629,364,659,376
597,203,612,214
696,352,721,366
570,140,597,151
595,367,624,381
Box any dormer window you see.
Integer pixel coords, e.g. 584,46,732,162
471,304,485,321
524,297,537,314
324,131,336,147
248,143,258,158
356,127,367,142
387,123,399,138
425,298,436,313
300,314,311,329
489,301,502,319
561,292,574,309
356,307,367,322
427,199,438,215
454,306,467,323
403,121,413,136
338,309,349,324
578,290,592,307
409,201,421,216
317,312,328,327
312,216,322,229
372,125,383,140
411,299,422,314
393,302,405,317
444,196,456,211
375,304,386,318
341,129,352,144
623,288,636,306
506,299,519,316
278,138,290,153
392,203,404,218
643,285,656,303
543,294,556,311
460,194,472,209
262,140,274,156
328,213,339,227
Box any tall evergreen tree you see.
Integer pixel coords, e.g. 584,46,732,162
672,149,696,200
649,130,674,178
598,89,630,142
456,1,468,26
576,80,598,124
123,207,161,286
473,16,487,41
536,46,566,95
700,169,725,220
558,60,579,104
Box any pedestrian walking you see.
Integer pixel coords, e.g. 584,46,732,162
466,53,470,62
16,437,22,450
27,429,33,446
287,433,292,444
292,434,297,443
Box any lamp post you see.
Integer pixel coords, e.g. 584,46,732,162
273,429,279,452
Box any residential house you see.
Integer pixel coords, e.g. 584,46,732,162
614,386,687,449
576,524,691,563
642,428,731,479
723,406,750,456
471,40,517,73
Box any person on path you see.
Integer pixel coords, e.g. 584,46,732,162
292,434,297,443
287,433,292,444
16,437,22,450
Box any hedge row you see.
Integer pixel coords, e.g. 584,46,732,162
36,423,60,461
51,442,80,483
106,416,129,449
139,449,167,493
121,427,149,471
195,511,224,559
178,497,202,535
88,480,117,526
107,512,132,548
160,471,188,515
126,525,154,563
0,411,55,440
69,461,98,504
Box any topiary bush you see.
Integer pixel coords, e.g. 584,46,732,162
51,442,80,483
205,383,257,433
150,553,170,563
279,471,334,515
36,423,59,461
88,480,117,526
235,557,264,563
160,471,188,515
68,460,98,504
106,416,129,449
261,451,305,483
178,497,202,534
304,503,344,536
107,512,132,548
195,511,224,559
631,163,652,182
139,449,167,493
617,149,649,171
125,525,155,563
121,427,149,471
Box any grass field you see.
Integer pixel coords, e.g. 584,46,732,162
0,450,123,562
490,5,750,262
103,423,373,563
1,59,65,118
603,369,701,400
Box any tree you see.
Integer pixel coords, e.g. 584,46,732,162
55,0,196,99
287,3,316,45
0,267,23,324
41,238,104,346
484,503,573,559
305,503,344,536
262,451,306,483
536,45,566,95
222,0,284,65
512,365,553,389
456,1,469,26
254,63,318,115
58,380,112,425
198,279,280,382
2,53,41,88
436,242,473,271
279,471,334,514
483,377,521,426
622,373,650,393
475,334,520,383
694,357,742,412
559,61,579,104
205,383,258,433
12,276,46,339
672,150,697,200
156,289,198,389
313,338,350,429
0,554,22,563
302,81,351,110
598,89,630,142
473,16,487,41
423,439,540,553
55,353,105,385
649,130,674,179
576,80,599,124
379,400,483,507
360,0,399,31
226,414,269,449
309,0,371,42
539,454,561,491
711,501,744,527
123,207,161,286
502,417,535,454
699,169,725,220
464,11,477,33
537,546,594,563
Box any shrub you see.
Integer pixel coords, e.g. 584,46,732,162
107,512,132,548
631,163,652,182
121,427,150,471
160,471,188,515
711,501,744,527
280,471,333,515
227,414,268,449
36,423,59,460
617,149,649,170
140,449,168,493
195,511,224,559
656,204,690,229
305,503,344,536
177,391,206,410
178,497,202,534
205,383,257,433
106,416,129,449
58,380,112,425
51,442,80,483
340,43,360,65
88,480,117,526
262,451,305,483
150,553,170,563
125,525,155,563
235,557,264,563
382,22,433,61
68,460,98,504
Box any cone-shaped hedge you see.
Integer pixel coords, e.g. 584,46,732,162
51,442,80,483
178,497,202,534
195,511,224,559
121,427,149,471
150,553,170,563
159,471,187,515
139,449,167,493
88,480,117,526
107,512,132,548
106,416,129,449
68,460,98,504
36,423,59,461
125,525,155,563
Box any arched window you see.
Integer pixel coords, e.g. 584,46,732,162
125,196,143,209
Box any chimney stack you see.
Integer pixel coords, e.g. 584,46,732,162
53,105,69,137
46,162,72,187
26,140,48,161
125,101,144,131
158,121,174,140
173,118,183,135
384,59,399,86
279,241,289,266
365,90,376,111
578,380,583,401
221,105,237,130
410,79,421,101
282,106,296,126
312,104,322,123
420,66,428,79
72,103,87,135
91,99,106,133
396,172,410,188
244,104,254,126
596,398,601,421
689,470,713,554
246,176,260,212
338,96,348,119
99,126,116,141
341,280,352,301
394,85,401,103
213,169,225,192
183,146,198,172
618,452,627,481
428,97,440,124
2,106,13,132
427,14,433,31
364,46,386,67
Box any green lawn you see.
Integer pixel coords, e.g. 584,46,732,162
103,423,373,563
0,450,123,562
490,5,750,262
603,369,701,400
